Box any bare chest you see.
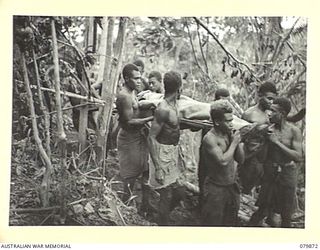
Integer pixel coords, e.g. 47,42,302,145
162,101,179,126
273,128,292,148
167,108,179,126
216,136,230,152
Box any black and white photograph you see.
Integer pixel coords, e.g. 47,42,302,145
9,16,306,228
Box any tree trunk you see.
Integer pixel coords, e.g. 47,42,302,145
110,18,128,94
96,17,115,166
95,17,109,86
51,19,67,224
78,17,95,155
78,71,89,156
33,49,51,158
21,50,53,208
96,17,127,175
86,17,95,52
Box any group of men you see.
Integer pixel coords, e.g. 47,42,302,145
115,60,303,227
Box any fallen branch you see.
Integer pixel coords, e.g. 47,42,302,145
251,62,273,66
104,195,127,226
78,144,92,157
71,152,104,181
12,102,99,124
68,198,88,206
39,210,55,225
27,52,51,65
115,205,126,226
11,206,59,213
11,198,90,213
40,87,105,105
85,167,100,175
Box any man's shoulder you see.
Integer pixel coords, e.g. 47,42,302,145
286,122,301,134
242,106,255,119
202,131,219,146
117,89,129,97
152,101,169,120
243,106,258,115
242,105,267,123
117,90,131,101
156,100,171,112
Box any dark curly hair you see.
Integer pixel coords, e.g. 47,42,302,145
210,100,233,123
122,63,140,79
258,81,277,95
273,97,291,115
163,71,182,94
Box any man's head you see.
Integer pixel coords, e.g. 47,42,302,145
122,63,141,91
163,71,182,98
210,100,234,133
215,88,230,101
257,82,277,111
133,59,145,74
269,97,291,124
148,71,163,93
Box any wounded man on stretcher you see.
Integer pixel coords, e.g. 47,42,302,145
137,90,263,133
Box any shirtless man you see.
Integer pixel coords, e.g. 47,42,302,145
198,88,231,209
116,63,154,206
242,82,277,124
240,82,277,193
148,71,184,225
200,100,245,226
240,82,278,226
249,97,303,227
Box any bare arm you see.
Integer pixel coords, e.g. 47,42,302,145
234,142,245,164
148,107,169,183
117,94,153,127
241,110,252,123
149,106,168,139
269,126,303,162
204,131,241,168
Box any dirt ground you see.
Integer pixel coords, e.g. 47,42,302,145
9,143,305,227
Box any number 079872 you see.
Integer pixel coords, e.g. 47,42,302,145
300,244,319,248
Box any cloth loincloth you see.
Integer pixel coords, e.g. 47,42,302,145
148,139,184,189
117,128,149,179
255,162,298,214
